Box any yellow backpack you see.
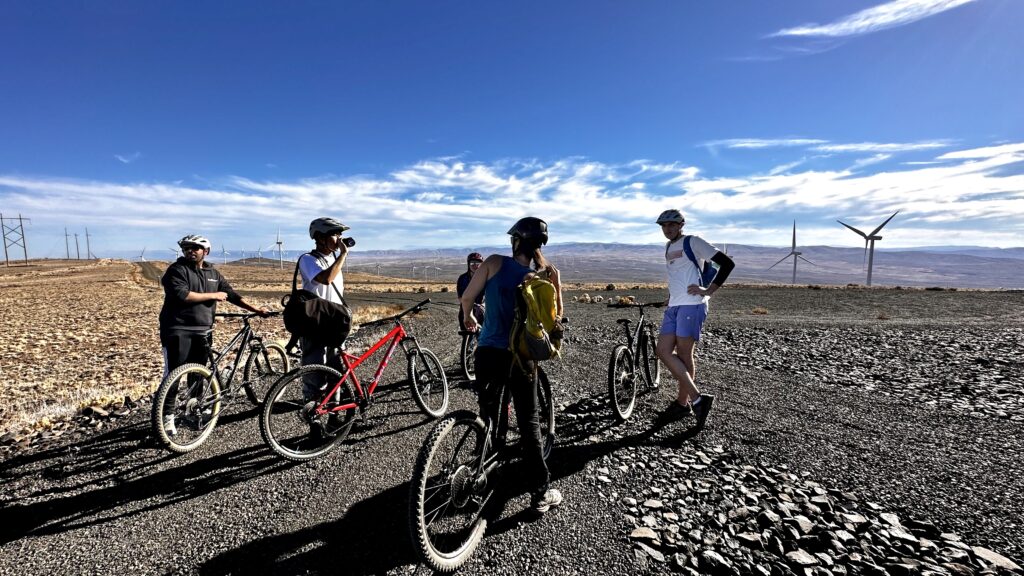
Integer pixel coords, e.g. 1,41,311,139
510,274,564,362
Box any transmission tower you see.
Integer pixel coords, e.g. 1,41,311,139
0,213,30,266
65,228,71,259
85,228,94,259
74,233,81,260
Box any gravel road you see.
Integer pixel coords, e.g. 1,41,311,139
1,286,1021,575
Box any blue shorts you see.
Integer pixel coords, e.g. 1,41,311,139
660,303,708,341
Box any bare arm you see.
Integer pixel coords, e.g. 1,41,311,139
312,244,348,285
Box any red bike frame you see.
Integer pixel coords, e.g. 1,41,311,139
311,323,410,415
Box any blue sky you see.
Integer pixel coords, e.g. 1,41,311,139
1,0,1022,257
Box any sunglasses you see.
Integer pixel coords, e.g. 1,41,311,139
182,245,204,252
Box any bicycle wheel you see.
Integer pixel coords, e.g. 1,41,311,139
498,367,556,460
640,325,661,390
459,332,478,382
408,349,450,418
151,363,221,453
409,411,490,573
242,342,290,406
260,364,357,462
608,345,637,422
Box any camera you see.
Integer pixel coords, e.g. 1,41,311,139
342,237,356,248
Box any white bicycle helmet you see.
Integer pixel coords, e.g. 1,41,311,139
656,209,685,224
177,234,212,250
309,217,350,239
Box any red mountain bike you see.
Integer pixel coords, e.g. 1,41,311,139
260,299,448,461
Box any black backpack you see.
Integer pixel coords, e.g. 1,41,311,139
282,252,352,348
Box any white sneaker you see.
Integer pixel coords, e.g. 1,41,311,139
163,415,177,437
531,488,563,513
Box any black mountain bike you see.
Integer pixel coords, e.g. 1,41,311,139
607,301,662,421
408,366,555,572
152,312,289,453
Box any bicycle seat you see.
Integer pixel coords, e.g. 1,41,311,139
616,319,631,325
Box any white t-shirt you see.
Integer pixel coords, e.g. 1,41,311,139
665,235,719,306
298,251,344,304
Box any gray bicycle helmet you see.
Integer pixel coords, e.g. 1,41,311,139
507,217,548,245
177,234,212,251
309,217,350,239
656,209,685,224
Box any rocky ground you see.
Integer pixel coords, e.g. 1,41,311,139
1,263,1022,575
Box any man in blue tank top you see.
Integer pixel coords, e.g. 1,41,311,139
460,217,565,514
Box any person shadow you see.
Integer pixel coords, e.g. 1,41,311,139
0,420,292,545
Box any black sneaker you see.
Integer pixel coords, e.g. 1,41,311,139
531,488,563,514
657,401,693,423
693,394,715,432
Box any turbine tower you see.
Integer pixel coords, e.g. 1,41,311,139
767,221,815,284
837,210,899,287
220,245,230,265
275,229,284,270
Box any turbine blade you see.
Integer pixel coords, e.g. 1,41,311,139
837,220,868,238
798,255,816,266
868,210,900,237
767,253,792,270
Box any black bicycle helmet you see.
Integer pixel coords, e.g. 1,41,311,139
309,217,350,239
507,217,548,245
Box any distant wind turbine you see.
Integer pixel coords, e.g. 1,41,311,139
767,221,815,284
138,247,147,262
220,245,230,265
169,247,181,259
837,210,899,287
275,229,284,270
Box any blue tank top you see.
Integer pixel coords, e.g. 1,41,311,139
477,256,532,349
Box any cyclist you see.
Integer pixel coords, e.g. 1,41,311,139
654,209,734,431
460,217,564,514
298,217,351,407
456,252,485,331
158,234,269,434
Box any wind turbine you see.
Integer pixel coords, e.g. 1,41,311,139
220,245,230,265
169,247,181,259
374,263,382,276
138,247,147,262
767,221,815,284
255,246,263,266
837,210,899,287
274,229,285,270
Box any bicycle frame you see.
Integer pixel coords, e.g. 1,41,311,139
194,313,274,403
311,299,430,416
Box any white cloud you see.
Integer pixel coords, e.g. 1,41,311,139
114,152,141,164
813,141,952,153
704,138,828,150
770,0,978,38
2,142,1023,252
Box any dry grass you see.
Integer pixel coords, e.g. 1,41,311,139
0,260,421,437
751,307,769,315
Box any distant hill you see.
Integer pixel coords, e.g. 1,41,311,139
99,242,1024,289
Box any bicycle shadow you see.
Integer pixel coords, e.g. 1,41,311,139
199,481,416,576
0,420,290,545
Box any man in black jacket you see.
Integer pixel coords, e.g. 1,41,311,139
159,234,269,379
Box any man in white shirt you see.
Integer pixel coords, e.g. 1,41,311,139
299,217,351,401
655,209,735,432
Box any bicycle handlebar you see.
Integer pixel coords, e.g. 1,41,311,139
606,302,664,309
359,298,432,328
215,311,282,319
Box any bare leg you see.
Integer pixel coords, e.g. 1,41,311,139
657,333,699,406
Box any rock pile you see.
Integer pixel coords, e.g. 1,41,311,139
589,446,1022,575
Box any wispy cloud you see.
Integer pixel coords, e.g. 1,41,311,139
813,140,952,153
3,141,1023,251
704,138,828,150
769,0,978,39
114,152,141,164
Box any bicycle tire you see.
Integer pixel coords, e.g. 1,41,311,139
408,348,450,418
408,410,490,573
260,364,357,462
459,332,477,382
498,366,556,460
242,342,290,406
151,363,221,453
608,345,637,422
640,325,661,390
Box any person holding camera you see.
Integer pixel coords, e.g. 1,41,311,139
298,217,353,402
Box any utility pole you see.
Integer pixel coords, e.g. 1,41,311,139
85,228,93,259
74,233,81,260
65,228,71,259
